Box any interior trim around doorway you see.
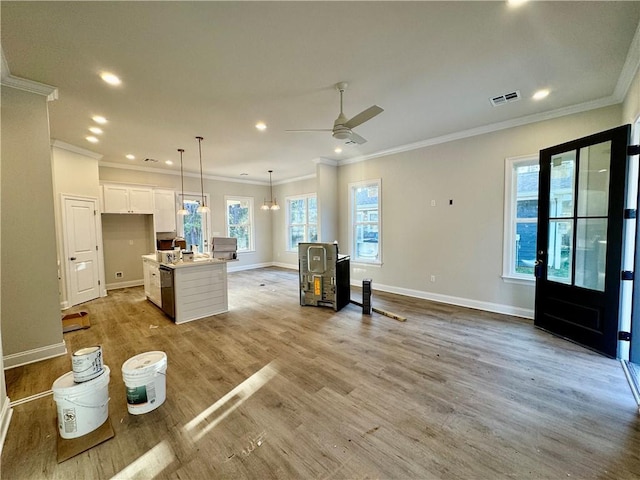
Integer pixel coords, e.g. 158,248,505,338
621,360,640,410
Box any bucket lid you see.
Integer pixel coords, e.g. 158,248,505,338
73,345,101,357
52,365,110,397
122,351,167,377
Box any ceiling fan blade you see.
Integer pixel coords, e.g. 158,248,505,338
344,105,384,129
349,131,367,145
285,129,332,133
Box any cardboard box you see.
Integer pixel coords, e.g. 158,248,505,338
61,311,90,333
57,416,114,463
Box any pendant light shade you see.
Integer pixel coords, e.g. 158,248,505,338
262,170,280,211
195,136,210,214
177,148,188,216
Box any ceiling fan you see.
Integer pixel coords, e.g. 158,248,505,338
286,82,383,145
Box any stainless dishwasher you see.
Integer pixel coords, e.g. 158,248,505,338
159,265,175,319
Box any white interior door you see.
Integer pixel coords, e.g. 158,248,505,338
64,196,100,306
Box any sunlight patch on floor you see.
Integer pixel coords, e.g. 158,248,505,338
183,362,278,442
110,440,174,479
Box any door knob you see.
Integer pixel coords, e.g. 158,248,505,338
70,257,77,261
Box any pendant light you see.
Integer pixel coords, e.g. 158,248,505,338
177,148,188,216
261,170,280,211
195,136,210,214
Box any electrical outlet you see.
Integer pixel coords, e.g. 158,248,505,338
430,275,436,283
430,200,436,207
115,271,123,279
129,240,134,245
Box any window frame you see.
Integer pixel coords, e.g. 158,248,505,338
503,154,538,284
176,192,211,253
224,195,255,252
349,179,382,265
285,193,318,252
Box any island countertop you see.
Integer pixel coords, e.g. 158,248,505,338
142,254,232,324
141,254,235,269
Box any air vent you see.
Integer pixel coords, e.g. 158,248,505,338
144,158,158,163
345,140,358,146
490,90,521,107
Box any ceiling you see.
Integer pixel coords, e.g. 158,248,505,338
2,1,640,184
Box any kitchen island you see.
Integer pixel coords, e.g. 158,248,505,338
142,254,231,324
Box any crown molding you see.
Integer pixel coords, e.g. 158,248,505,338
339,95,620,167
312,157,338,167
1,45,58,101
614,19,640,101
99,160,316,186
51,140,103,159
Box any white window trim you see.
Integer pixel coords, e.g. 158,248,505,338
177,192,212,252
502,154,537,284
349,178,382,265
285,193,318,252
224,195,255,252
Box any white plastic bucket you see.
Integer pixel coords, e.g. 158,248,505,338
122,351,167,415
72,345,103,383
52,366,110,439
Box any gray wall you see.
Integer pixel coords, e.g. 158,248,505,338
337,104,622,316
102,214,154,288
1,86,63,358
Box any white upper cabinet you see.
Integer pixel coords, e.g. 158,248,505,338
102,183,153,214
154,189,177,232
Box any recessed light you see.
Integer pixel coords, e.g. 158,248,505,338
165,160,173,165
507,0,528,6
86,136,99,143
255,122,267,131
89,127,103,135
533,89,550,100
100,72,121,86
334,147,343,154
92,115,107,124
126,154,135,160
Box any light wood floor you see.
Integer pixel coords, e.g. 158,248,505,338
3,267,640,479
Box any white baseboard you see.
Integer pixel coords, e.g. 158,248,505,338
3,341,67,370
357,280,534,319
230,262,534,319
0,397,13,456
227,261,275,273
106,279,144,290
60,300,70,310
271,262,297,270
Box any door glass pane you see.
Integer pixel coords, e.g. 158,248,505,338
575,218,607,291
549,151,576,218
577,142,611,217
548,220,573,284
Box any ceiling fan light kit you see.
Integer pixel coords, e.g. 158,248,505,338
286,81,384,146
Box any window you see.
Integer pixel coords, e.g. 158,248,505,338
177,194,211,254
225,196,254,252
503,155,539,282
350,179,381,264
286,194,317,251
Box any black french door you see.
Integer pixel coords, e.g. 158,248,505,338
534,125,631,358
